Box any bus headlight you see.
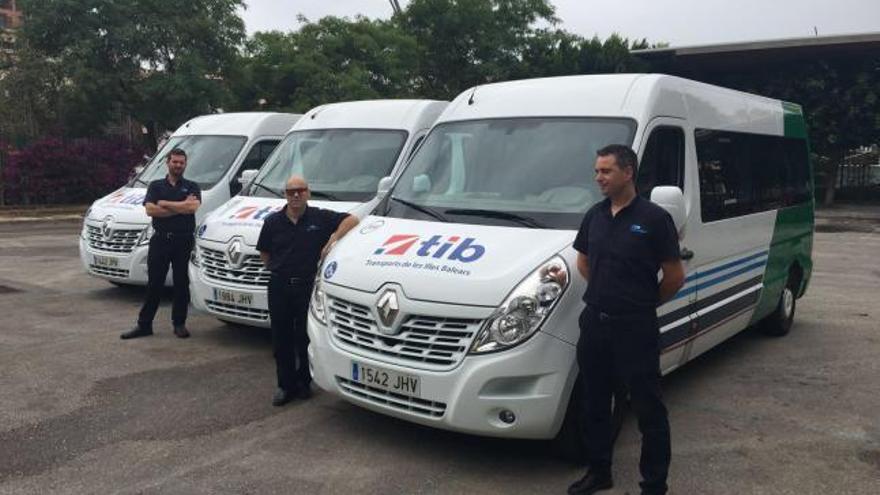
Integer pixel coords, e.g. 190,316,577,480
81,207,93,239
470,256,569,354
310,277,328,325
137,224,154,245
190,243,201,267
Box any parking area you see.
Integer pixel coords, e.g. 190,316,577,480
1,216,879,494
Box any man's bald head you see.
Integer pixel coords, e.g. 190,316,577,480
284,174,310,213
286,175,308,190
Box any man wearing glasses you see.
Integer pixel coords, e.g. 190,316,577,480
257,175,359,406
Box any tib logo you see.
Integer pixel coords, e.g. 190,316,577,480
374,234,486,263
107,190,146,205
228,205,281,220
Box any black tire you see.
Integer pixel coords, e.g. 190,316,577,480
760,276,797,337
551,381,629,464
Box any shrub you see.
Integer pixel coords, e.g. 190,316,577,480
1,137,147,205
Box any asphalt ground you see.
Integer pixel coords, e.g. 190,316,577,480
0,218,878,494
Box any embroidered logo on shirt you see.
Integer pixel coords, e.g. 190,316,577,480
630,224,648,235
306,224,320,232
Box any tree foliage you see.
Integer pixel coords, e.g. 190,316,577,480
231,16,421,112
17,0,246,143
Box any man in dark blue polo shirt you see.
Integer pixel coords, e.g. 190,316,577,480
257,175,359,406
121,148,201,340
566,145,685,495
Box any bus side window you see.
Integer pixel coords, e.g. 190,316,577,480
231,140,281,195
638,126,685,199
239,140,281,175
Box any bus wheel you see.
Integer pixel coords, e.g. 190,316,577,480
760,276,797,337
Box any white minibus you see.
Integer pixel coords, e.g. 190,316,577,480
188,100,448,327
308,75,814,453
79,112,301,286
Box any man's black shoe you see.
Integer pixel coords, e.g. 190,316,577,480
120,326,153,340
567,470,613,495
272,388,292,407
173,325,190,339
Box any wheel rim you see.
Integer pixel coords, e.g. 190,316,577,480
782,286,794,320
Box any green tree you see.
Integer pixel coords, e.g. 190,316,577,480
0,46,64,145
232,16,421,113
397,0,558,98
19,0,245,145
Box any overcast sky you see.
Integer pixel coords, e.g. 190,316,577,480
239,0,880,47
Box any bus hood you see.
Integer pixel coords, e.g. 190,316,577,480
322,216,575,307
198,196,362,246
87,187,150,225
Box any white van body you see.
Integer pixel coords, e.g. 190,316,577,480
78,112,301,286
189,100,449,327
308,75,814,440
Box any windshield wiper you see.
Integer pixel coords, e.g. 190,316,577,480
310,190,340,201
444,208,546,228
250,182,283,198
131,177,148,187
390,197,448,223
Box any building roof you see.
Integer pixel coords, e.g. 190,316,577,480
632,32,880,73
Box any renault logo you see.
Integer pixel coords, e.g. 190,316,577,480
101,216,114,241
226,239,243,268
376,289,400,330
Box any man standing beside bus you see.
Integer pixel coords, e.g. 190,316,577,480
566,145,685,495
257,175,359,406
121,148,201,340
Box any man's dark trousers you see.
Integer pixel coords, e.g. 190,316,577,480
137,232,194,329
268,275,313,393
576,305,671,494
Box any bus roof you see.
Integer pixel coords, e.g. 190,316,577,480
294,99,448,133
439,74,795,137
173,112,302,139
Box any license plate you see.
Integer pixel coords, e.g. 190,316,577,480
93,255,119,268
351,361,420,397
213,288,254,306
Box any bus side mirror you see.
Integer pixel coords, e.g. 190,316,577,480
377,176,393,194
650,186,686,232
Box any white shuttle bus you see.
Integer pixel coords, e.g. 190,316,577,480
79,112,301,286
188,99,449,327
309,75,814,451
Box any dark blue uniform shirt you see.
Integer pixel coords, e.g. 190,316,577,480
256,206,348,280
573,196,680,313
143,177,201,233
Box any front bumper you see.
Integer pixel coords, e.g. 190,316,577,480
308,308,578,440
79,236,172,286
188,247,271,328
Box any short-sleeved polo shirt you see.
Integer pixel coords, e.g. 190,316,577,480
573,196,681,313
256,206,349,280
143,177,201,233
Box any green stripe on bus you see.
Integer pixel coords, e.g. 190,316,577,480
782,101,807,139
749,102,814,325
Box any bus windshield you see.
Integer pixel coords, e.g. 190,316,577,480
384,118,635,229
247,129,407,202
136,135,247,189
